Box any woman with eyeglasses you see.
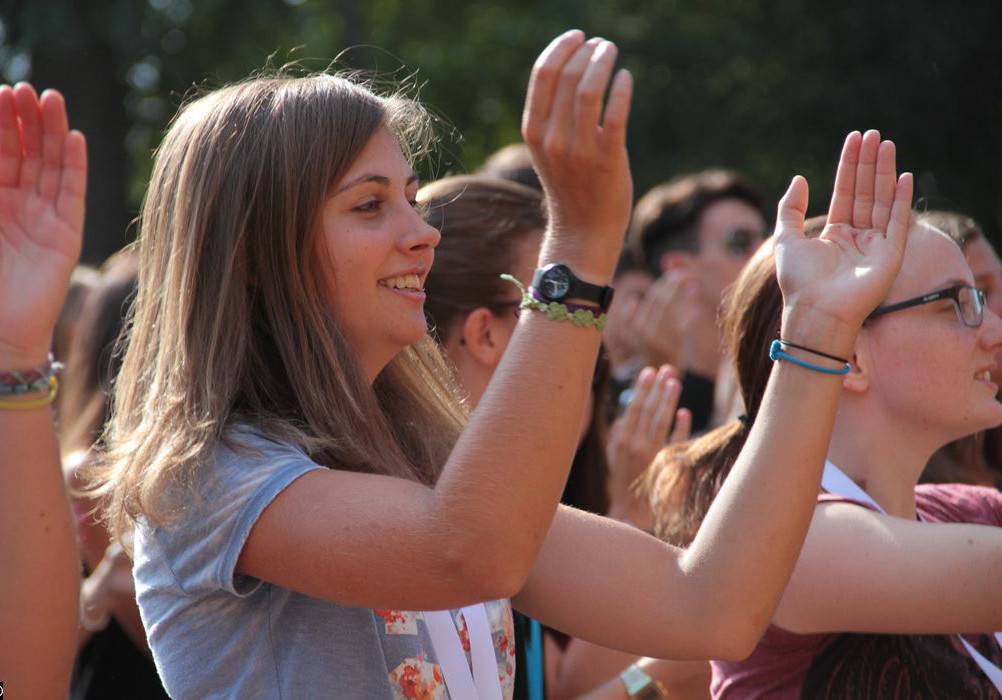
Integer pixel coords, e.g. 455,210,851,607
644,132,1002,697
922,210,1002,489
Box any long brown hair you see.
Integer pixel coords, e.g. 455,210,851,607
89,72,467,541
58,249,138,456
643,217,824,546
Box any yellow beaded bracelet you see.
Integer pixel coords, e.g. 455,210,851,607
0,375,59,411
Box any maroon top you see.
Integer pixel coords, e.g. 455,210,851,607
712,483,1002,699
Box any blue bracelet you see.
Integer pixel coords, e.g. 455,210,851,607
769,339,850,375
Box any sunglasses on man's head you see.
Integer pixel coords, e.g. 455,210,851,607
867,284,986,327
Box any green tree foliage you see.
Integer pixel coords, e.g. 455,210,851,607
1,0,999,262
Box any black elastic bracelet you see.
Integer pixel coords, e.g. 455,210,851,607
778,338,850,365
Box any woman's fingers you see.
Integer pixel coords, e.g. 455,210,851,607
600,69,632,143
573,40,618,143
38,89,69,202
851,129,880,230
12,82,43,189
669,408,692,444
56,130,87,232
883,172,913,256
870,140,898,232
775,175,809,240
638,366,676,438
618,366,657,437
522,30,585,146
0,86,21,187
543,38,601,152
648,373,680,443
828,131,862,225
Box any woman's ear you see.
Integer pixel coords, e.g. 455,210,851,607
459,307,510,369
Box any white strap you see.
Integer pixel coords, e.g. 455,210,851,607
423,605,504,700
822,460,1002,692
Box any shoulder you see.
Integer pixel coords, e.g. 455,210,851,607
914,482,1002,526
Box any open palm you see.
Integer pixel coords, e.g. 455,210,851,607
774,130,913,329
0,83,86,366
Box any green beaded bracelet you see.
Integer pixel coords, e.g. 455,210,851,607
500,274,608,331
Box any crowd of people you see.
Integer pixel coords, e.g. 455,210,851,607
1,28,1000,700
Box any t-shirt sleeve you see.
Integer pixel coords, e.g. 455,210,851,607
148,431,325,597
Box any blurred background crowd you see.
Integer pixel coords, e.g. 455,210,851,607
3,2,1002,698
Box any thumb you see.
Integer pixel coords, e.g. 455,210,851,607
775,175,809,240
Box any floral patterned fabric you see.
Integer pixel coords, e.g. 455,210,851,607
379,603,517,699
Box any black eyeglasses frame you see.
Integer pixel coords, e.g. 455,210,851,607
866,284,986,328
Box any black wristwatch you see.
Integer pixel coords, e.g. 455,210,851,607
532,263,615,311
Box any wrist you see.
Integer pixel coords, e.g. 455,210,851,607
780,303,859,360
0,344,53,371
538,236,620,286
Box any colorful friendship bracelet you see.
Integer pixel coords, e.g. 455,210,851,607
500,274,608,330
769,339,850,375
0,375,59,410
0,354,64,393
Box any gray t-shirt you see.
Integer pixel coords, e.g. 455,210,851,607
134,429,516,699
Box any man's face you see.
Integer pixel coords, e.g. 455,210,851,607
664,198,766,309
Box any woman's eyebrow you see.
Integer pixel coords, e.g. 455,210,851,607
335,172,419,196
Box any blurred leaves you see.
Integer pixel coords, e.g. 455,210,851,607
1,0,1000,260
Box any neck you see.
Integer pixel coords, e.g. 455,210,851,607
827,398,939,519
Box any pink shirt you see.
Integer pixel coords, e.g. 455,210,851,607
712,483,1002,699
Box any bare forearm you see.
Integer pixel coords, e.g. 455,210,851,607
0,405,80,698
678,313,856,651
432,238,616,592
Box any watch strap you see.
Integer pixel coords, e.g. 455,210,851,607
532,263,615,310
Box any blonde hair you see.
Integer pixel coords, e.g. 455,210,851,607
89,72,467,542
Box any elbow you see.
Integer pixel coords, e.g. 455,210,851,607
711,632,759,663
686,599,769,662
437,526,533,602
709,613,768,662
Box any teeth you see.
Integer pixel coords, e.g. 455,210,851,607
977,370,991,381
379,273,422,291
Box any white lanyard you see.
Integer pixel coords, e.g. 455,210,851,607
821,460,1002,692
423,604,504,700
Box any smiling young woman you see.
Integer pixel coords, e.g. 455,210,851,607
82,32,919,700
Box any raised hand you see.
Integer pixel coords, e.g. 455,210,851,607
522,31,633,280
606,365,691,527
773,130,912,335
0,83,86,367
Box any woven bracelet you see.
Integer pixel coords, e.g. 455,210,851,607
501,274,607,330
0,354,64,394
0,375,59,410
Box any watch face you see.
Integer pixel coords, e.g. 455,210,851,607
542,266,571,299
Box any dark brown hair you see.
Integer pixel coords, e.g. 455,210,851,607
476,142,541,191
628,169,765,276
420,175,546,340
58,250,139,456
